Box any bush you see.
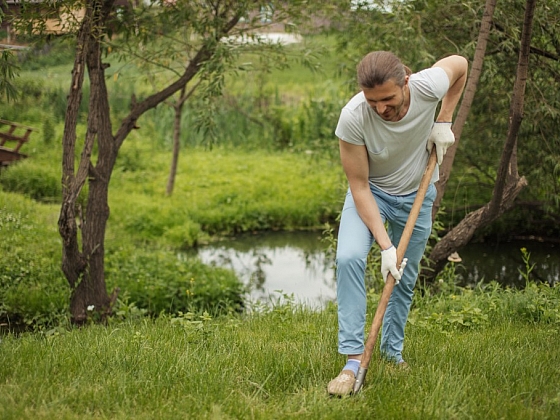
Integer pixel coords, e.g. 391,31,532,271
0,189,245,330
113,195,202,247
18,38,76,71
0,159,61,202
0,192,69,329
105,247,245,316
163,221,203,249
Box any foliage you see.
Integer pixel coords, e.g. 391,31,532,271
0,71,87,125
0,144,344,329
0,191,68,329
0,6,19,100
1,22,558,236
108,148,344,241
0,49,19,101
105,247,245,317
409,248,560,333
6,0,348,321
0,189,244,330
330,0,560,237
17,37,77,71
0,158,61,201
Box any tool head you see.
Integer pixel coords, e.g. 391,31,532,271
352,367,368,394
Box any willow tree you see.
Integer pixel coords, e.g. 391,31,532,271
14,0,328,323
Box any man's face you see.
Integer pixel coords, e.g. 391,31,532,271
362,78,409,122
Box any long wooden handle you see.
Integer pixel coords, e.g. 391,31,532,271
354,149,438,391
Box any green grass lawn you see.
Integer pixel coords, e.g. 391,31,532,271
1,304,559,420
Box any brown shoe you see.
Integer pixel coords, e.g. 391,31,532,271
327,369,356,396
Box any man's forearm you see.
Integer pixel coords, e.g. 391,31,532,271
437,73,467,122
352,188,392,250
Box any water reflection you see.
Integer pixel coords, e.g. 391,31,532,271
188,231,559,308
452,241,559,287
189,231,337,308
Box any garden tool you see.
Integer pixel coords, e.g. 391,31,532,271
353,147,438,394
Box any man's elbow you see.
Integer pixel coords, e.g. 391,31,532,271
455,55,469,76
434,55,468,73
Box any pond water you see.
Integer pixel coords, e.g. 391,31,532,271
187,231,559,308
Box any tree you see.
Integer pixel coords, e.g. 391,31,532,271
432,0,498,220
426,0,536,275
415,0,560,242
165,82,198,196
14,0,329,323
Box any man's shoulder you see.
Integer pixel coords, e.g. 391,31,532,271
343,91,367,111
410,66,447,83
410,67,449,99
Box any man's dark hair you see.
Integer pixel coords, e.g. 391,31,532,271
357,51,411,89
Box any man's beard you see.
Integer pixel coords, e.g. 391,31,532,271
377,88,406,122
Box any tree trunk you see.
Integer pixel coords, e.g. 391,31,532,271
432,0,498,220
166,87,186,196
59,0,116,324
426,0,537,279
428,177,527,274
165,81,201,196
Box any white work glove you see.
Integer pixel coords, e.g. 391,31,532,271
380,246,408,285
426,122,455,165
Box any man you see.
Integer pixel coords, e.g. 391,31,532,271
327,51,468,396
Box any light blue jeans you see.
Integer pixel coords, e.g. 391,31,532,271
335,183,436,363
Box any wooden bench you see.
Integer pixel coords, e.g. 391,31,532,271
0,119,35,167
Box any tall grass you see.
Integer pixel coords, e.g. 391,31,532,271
108,145,345,240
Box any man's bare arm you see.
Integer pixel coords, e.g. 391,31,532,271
433,55,468,122
339,140,392,250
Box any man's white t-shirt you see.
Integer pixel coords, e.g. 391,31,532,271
335,67,449,195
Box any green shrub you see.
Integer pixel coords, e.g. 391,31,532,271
0,192,69,329
42,118,56,145
18,39,76,71
409,278,560,333
162,220,203,249
0,159,61,201
105,247,245,316
114,197,202,245
0,188,245,329
499,282,560,324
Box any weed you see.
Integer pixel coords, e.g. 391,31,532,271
519,246,536,284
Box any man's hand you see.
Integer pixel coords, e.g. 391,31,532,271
381,246,408,285
427,122,455,164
